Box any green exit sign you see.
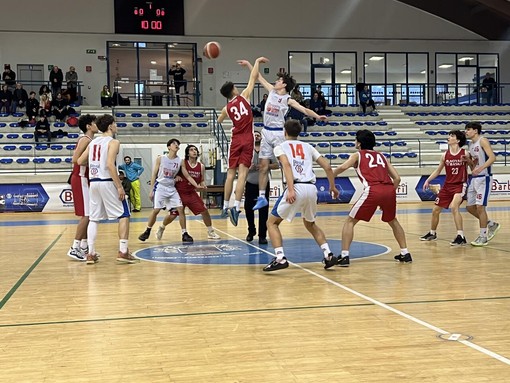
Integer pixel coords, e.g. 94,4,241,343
86,49,96,54
264,68,270,74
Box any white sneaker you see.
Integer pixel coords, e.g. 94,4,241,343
488,222,500,241
208,231,221,239
470,236,488,247
67,247,86,261
155,226,165,240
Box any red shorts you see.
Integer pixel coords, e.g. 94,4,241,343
71,174,89,217
228,134,254,169
179,190,206,215
435,182,466,209
349,184,396,222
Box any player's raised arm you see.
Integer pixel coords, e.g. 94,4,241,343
240,57,269,100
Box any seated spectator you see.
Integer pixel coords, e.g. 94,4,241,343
51,92,68,121
112,91,130,106
291,85,304,104
100,85,112,108
39,93,51,116
118,170,132,195
39,84,52,102
0,84,12,113
258,93,268,113
26,91,40,122
359,85,376,114
309,91,324,115
11,83,28,113
35,112,51,142
287,107,309,133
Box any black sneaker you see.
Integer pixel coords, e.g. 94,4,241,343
138,229,150,242
337,256,350,267
246,232,255,242
450,235,467,246
258,238,268,245
420,232,437,241
394,253,413,263
182,232,194,243
263,257,289,272
322,253,338,269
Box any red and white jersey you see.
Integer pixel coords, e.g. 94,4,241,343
88,136,114,180
444,148,468,184
176,160,202,194
72,135,92,178
274,140,320,183
264,90,290,128
355,150,394,187
156,155,182,187
227,95,253,136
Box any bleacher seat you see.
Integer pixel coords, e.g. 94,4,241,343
19,145,33,151
131,113,142,118
54,122,65,128
16,158,30,164
318,142,330,148
323,132,334,137
344,142,355,147
36,145,49,151
339,153,350,159
33,158,46,164
115,113,126,118
147,113,158,118
0,123,7,128
299,132,309,137
7,134,19,139
50,145,64,151
117,123,127,128
49,158,62,164
197,123,208,129
325,154,337,160
310,132,322,137
132,123,144,128
165,122,177,128
9,123,19,128
0,158,13,164
335,132,347,137
3,145,16,151
68,133,79,139
331,142,342,148
12,112,24,118
193,113,205,118
149,123,160,128
66,144,76,150
0,134,3,139
178,113,189,118
65,157,73,163
254,122,264,127
22,134,34,139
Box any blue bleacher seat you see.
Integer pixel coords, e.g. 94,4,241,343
340,122,352,126
68,133,79,139
374,131,384,136
22,133,34,139
181,123,192,128
132,122,144,128
9,123,19,128
425,131,437,136
165,122,177,128
3,145,16,151
348,131,357,136
335,131,347,136
328,122,339,126
65,157,73,163
323,132,334,137
50,145,63,151
131,113,142,118
0,123,6,128
0,158,13,164
376,121,388,126
325,154,337,160
386,131,397,136
193,113,205,118
310,132,322,137
149,123,160,128
147,113,158,118
117,123,127,128
54,122,65,128
318,142,329,148
254,122,264,127
19,145,32,151
365,122,375,126
339,153,350,159
406,152,418,158
0,134,3,139
344,142,355,147
197,123,208,128
178,113,189,118
299,132,309,137
49,158,62,163
36,145,48,150
115,113,126,118
66,144,76,150
497,139,510,145
331,142,342,148
33,158,46,164
353,122,363,126
16,158,30,164
12,112,24,118
395,141,407,147
382,141,394,147
7,133,19,139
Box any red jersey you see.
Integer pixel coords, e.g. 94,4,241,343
355,150,394,187
226,95,253,137
71,136,91,178
175,160,202,194
444,148,468,184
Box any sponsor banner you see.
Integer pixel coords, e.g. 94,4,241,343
0,183,73,213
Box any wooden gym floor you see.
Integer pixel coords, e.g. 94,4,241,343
0,201,509,382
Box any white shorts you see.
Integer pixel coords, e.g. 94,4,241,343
260,128,285,159
153,184,182,210
271,183,317,222
89,181,130,221
466,175,492,206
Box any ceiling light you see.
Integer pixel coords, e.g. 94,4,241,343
289,54,293,59
323,58,330,63
340,69,351,74
458,56,474,62
176,60,182,64
364,63,369,67
438,64,453,69
369,56,384,61
420,70,426,74
150,60,157,65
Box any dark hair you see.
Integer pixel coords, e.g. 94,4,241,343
284,119,302,137
167,138,180,147
465,121,482,134
356,129,376,150
449,129,467,147
29,91,36,96
220,81,235,99
278,72,296,93
184,144,199,160
124,156,132,161
78,114,96,134
96,114,115,133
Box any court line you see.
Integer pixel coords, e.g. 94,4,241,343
0,231,64,311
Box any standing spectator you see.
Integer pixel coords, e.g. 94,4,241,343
65,66,78,103
333,129,412,266
67,114,98,261
464,121,500,246
11,83,28,113
100,85,112,108
2,64,16,92
482,72,497,105
0,84,12,113
244,131,278,244
119,156,144,212
26,91,39,121
49,66,64,96
169,62,187,106
34,113,51,142
51,92,68,121
77,114,138,264
359,85,376,114
258,93,268,113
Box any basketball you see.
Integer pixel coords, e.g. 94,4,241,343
203,41,221,59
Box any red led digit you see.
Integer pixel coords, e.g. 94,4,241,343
141,20,149,29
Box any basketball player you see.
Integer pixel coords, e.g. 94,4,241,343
77,114,137,264
333,129,412,266
249,66,328,211
420,130,469,245
463,121,500,246
217,56,267,226
138,138,202,243
263,119,339,272
155,144,221,240
67,114,97,261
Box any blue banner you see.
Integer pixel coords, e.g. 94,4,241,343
415,175,446,201
0,184,49,212
316,177,355,203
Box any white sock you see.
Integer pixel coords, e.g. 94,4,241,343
341,250,349,258
320,243,331,258
80,239,88,249
223,201,229,210
480,228,488,237
234,200,241,211
430,230,436,235
119,239,128,253
72,239,80,249
207,226,214,233
87,221,98,255
457,230,464,237
274,247,285,261
259,190,266,197
401,248,409,255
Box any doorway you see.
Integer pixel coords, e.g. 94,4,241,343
17,64,45,94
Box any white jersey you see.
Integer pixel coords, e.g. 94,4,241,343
156,155,182,187
88,136,115,180
263,90,290,129
274,140,320,184
468,137,491,176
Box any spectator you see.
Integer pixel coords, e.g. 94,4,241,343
39,93,51,116
26,91,39,121
100,85,112,108
39,84,52,102
11,83,28,113
49,65,64,96
51,92,68,121
119,155,144,212
2,65,16,92
118,170,132,196
258,93,268,112
309,91,324,115
482,72,496,105
35,113,51,142
291,85,304,104
169,62,187,105
0,84,12,113
65,66,78,103
359,85,376,114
